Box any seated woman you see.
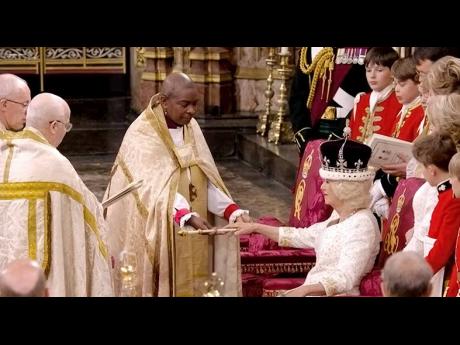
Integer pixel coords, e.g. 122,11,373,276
229,138,381,296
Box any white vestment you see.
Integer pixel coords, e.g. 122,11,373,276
0,128,114,296
104,96,241,297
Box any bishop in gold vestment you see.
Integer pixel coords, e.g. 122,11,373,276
104,73,242,297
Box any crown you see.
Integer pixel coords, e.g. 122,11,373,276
319,137,374,181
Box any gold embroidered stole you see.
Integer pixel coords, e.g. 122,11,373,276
174,126,211,296
145,96,227,296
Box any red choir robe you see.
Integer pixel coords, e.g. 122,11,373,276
425,181,460,296
391,101,425,142
350,89,401,143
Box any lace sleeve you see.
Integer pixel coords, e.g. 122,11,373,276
278,221,325,248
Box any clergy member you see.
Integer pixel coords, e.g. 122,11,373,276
0,93,114,296
104,72,248,297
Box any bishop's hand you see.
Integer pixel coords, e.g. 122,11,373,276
236,213,252,223
186,215,211,230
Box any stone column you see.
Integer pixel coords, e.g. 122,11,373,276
131,47,174,112
189,47,234,116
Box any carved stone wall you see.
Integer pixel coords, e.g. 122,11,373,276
189,47,234,115
233,47,289,114
130,47,297,115
130,47,174,113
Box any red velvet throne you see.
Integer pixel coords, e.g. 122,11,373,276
359,177,426,296
240,139,333,296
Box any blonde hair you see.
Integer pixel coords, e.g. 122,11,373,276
329,179,372,210
449,152,460,179
426,93,460,147
422,56,460,95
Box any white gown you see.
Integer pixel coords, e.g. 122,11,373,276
278,209,380,296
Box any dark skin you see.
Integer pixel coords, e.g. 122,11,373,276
159,73,199,126
159,73,252,229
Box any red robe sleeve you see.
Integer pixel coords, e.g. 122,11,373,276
426,200,460,273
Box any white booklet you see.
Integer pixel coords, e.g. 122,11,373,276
102,180,143,209
366,134,413,168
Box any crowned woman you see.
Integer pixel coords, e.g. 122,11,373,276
228,137,381,296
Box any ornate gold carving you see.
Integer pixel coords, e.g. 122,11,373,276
135,47,146,67
0,47,40,73
44,47,126,73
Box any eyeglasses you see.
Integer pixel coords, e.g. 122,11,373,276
49,120,72,132
2,98,30,108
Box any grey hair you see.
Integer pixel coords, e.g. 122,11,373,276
328,179,372,210
382,251,433,297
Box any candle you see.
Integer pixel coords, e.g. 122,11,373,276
280,47,289,55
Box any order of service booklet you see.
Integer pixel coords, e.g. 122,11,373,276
366,134,413,168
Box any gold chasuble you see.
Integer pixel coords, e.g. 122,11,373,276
0,128,114,296
104,94,241,297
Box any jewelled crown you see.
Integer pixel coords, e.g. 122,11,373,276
319,137,374,181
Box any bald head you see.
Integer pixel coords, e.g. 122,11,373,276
160,72,195,98
0,73,29,98
0,259,47,297
159,72,199,126
26,92,71,147
382,251,433,297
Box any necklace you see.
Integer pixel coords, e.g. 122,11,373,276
338,208,363,223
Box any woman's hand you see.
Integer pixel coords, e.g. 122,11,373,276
225,222,280,242
224,221,262,236
280,285,310,297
